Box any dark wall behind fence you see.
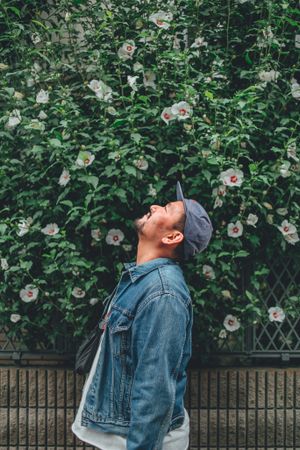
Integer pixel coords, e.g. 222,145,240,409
1,366,300,450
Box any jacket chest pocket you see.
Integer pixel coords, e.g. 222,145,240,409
107,306,134,357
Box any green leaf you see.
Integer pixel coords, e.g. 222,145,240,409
49,139,62,148
59,200,73,208
206,158,219,166
78,175,99,189
244,51,253,65
20,260,33,270
204,90,214,100
235,250,250,257
124,165,137,176
31,19,49,30
111,119,127,128
0,224,8,235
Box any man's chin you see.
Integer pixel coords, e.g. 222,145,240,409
133,216,146,234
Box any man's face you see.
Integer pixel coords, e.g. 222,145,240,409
134,200,185,245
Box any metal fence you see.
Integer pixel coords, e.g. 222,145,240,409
1,251,299,368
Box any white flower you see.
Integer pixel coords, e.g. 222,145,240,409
58,168,71,186
276,219,299,245
117,40,136,60
258,69,279,83
276,219,297,236
268,306,285,322
19,284,39,303
149,10,173,29
219,329,227,339
13,91,24,100
295,34,300,48
72,287,86,298
291,79,300,100
283,232,300,245
227,220,243,238
122,244,133,251
91,228,102,241
17,217,32,236
133,62,144,72
36,89,49,104
148,183,157,196
1,258,9,270
161,107,177,124
223,314,240,331
263,202,273,210
263,26,274,39
143,71,156,89
221,290,232,299
26,78,35,87
0,63,9,70
89,297,100,306
10,313,21,323
41,223,60,235
65,11,71,22
190,36,208,48
25,119,45,132
106,229,125,246
276,208,288,216
127,75,139,91
246,213,258,227
75,150,95,167
88,79,113,102
266,214,274,225
212,185,227,197
134,157,148,170
38,110,48,120
6,109,22,128
171,101,192,120
219,168,244,187
31,32,41,44
279,161,291,178
202,264,215,280
33,61,42,73
213,196,223,209
287,141,299,162
107,106,117,115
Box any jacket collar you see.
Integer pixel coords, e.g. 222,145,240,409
123,257,178,283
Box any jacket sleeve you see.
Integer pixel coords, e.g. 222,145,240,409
126,293,190,450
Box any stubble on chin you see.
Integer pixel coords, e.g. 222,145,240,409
133,216,146,235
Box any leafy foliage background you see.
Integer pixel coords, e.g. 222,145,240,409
0,0,299,358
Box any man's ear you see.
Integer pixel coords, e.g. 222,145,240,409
161,231,184,245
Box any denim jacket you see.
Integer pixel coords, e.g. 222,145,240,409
81,257,193,450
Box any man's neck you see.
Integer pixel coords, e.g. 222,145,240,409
135,242,173,265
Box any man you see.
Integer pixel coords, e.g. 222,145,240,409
72,181,213,450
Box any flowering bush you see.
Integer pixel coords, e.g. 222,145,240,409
0,0,299,356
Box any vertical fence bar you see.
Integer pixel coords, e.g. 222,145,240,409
264,370,268,449
54,369,58,449
245,370,249,449
35,369,38,450
25,369,29,449
7,369,10,448
216,370,220,449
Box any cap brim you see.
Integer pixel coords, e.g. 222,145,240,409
176,181,187,214
176,181,184,201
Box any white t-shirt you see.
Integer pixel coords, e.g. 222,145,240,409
71,302,190,450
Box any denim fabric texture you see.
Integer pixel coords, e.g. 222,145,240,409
81,257,193,450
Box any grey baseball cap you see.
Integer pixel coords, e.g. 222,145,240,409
176,181,213,260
